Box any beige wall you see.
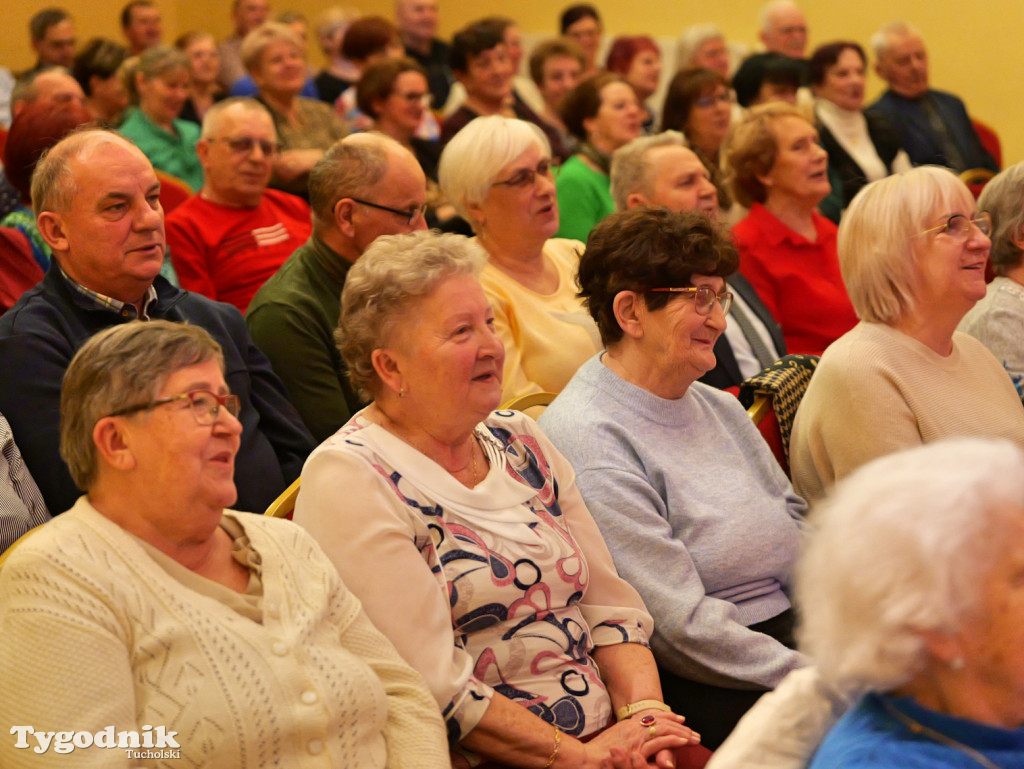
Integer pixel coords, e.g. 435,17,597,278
5,0,1020,164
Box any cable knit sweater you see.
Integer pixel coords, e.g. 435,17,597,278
0,498,449,769
790,322,1024,501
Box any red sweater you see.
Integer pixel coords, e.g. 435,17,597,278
167,189,312,313
731,203,858,355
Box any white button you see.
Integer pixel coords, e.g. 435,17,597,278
307,740,323,755
271,642,288,656
301,691,318,705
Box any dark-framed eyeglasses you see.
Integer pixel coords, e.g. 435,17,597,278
107,390,242,425
349,197,428,226
649,286,733,316
210,136,280,156
695,92,731,109
918,212,992,240
492,158,554,189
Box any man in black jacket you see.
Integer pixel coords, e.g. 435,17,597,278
0,129,314,515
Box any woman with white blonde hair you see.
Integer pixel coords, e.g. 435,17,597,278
799,438,1024,767
440,115,601,402
790,165,1024,501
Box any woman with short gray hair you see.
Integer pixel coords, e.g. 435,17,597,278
440,115,601,402
800,438,1024,767
0,319,450,767
790,166,1024,501
958,161,1024,397
295,229,711,769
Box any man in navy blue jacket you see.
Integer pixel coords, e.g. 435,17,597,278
868,21,997,174
0,129,315,515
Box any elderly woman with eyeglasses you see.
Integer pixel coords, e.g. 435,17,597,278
440,115,602,403
540,207,809,750
0,320,450,768
790,166,1024,503
294,229,710,769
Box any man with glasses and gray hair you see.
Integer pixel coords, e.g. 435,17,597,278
0,128,315,517
611,131,786,389
246,132,428,442
166,97,312,313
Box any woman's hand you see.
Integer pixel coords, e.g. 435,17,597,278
579,711,699,769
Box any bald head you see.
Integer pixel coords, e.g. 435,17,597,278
760,0,807,59
32,130,139,216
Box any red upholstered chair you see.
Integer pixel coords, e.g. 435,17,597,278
154,170,195,215
972,118,1001,169
0,227,44,314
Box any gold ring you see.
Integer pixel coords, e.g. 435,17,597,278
649,725,657,738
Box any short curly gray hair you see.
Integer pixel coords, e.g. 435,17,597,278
796,437,1024,694
978,161,1024,277
336,231,488,401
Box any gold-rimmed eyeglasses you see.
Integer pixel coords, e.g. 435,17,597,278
107,390,242,425
918,212,992,240
649,286,733,316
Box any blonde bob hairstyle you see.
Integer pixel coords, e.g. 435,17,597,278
336,230,489,401
724,101,807,208
438,115,551,230
241,22,303,74
60,321,225,492
837,165,975,325
796,437,1024,694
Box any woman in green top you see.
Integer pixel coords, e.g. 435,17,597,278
555,72,643,241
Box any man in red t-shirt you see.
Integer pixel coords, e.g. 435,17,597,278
166,97,312,313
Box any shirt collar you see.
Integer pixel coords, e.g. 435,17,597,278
59,266,159,320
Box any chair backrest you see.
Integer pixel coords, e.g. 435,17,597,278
154,170,195,215
971,117,1001,168
264,476,300,519
739,354,820,474
747,393,788,475
500,391,558,413
0,226,44,315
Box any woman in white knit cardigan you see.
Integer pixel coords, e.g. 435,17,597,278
0,321,449,769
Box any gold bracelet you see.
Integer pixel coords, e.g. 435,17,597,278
542,725,561,769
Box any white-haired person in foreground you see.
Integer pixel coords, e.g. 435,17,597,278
708,437,1024,769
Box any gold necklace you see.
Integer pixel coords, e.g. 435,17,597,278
881,698,1002,769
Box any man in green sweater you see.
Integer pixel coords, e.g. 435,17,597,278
246,133,427,442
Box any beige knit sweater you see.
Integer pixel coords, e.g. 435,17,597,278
0,499,450,768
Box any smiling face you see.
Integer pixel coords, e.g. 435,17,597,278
252,39,306,96
460,44,514,106
386,272,505,426
41,138,165,305
637,145,718,220
642,273,728,382
565,15,601,69
539,54,582,113
685,83,732,154
124,5,163,53
877,31,929,99
585,81,644,153
378,70,429,135
137,66,190,128
474,143,559,245
35,18,77,68
912,203,991,323
761,5,808,59
817,47,866,112
395,0,438,47
185,35,220,86
198,104,276,207
233,0,269,35
761,114,830,207
121,357,242,526
625,48,662,101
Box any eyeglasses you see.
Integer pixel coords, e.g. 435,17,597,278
649,286,733,315
210,136,280,156
918,212,992,240
492,159,554,189
393,90,432,106
695,92,731,109
349,197,428,226
107,390,242,425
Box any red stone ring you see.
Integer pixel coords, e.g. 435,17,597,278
640,714,656,726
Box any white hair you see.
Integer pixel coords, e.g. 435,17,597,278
759,0,801,34
438,115,550,230
676,23,724,69
796,438,1024,694
610,130,688,212
870,20,922,61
